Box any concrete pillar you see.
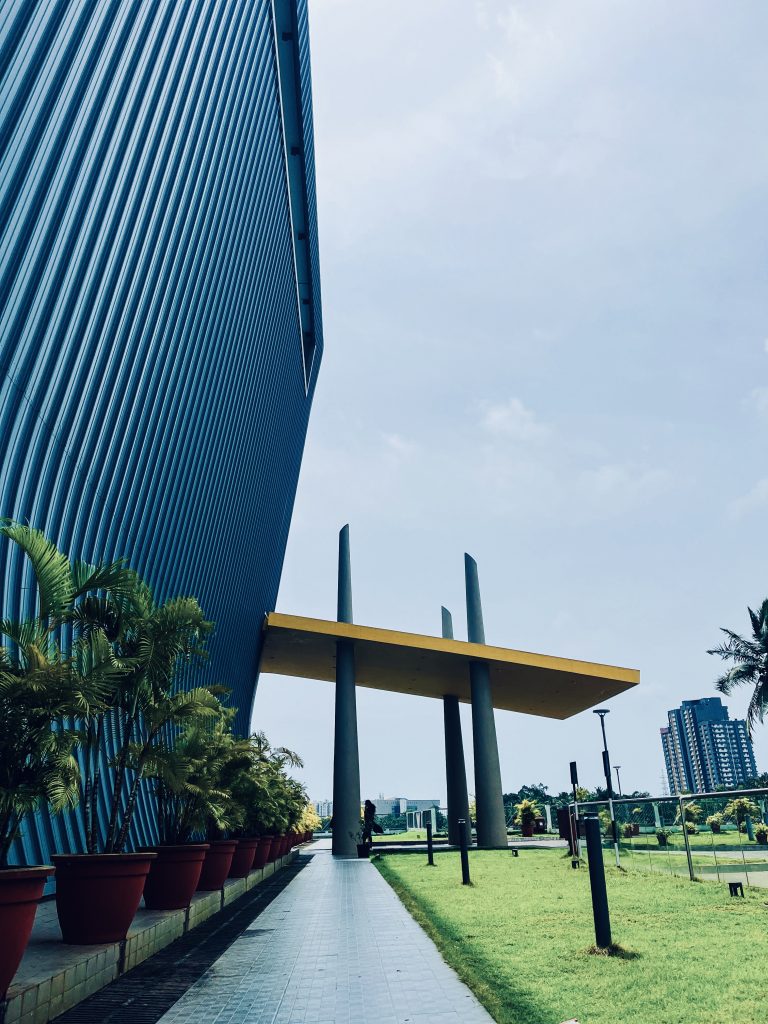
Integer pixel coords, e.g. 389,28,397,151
545,805,553,832
441,607,472,848
332,525,361,857
653,802,661,829
465,554,508,848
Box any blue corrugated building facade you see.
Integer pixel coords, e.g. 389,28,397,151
0,0,322,864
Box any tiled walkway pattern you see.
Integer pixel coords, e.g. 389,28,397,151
158,842,493,1024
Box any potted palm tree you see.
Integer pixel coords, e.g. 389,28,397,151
706,813,723,834
0,552,106,996
223,732,302,877
755,822,768,846
0,525,218,943
150,711,241,893
0,523,156,949
514,799,541,838
136,689,227,910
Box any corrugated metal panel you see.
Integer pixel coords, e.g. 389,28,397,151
0,0,322,866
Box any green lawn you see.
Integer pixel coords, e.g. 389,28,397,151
375,848,767,1024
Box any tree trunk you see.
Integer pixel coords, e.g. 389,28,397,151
105,708,137,852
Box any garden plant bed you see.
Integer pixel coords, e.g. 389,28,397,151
375,848,767,1024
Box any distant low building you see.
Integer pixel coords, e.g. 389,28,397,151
315,800,333,818
661,697,757,794
374,796,408,818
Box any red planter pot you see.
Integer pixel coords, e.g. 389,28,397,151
52,853,156,944
253,836,273,869
196,840,237,890
521,823,534,838
228,838,260,878
0,866,55,998
141,845,209,910
276,834,288,857
270,835,281,860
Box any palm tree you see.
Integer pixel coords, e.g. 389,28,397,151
151,707,246,844
708,599,768,735
1,521,216,854
0,523,128,865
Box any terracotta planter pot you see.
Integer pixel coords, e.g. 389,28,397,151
278,834,289,856
141,845,209,910
521,823,534,837
0,866,55,998
228,838,260,878
269,835,284,860
196,840,237,890
253,836,273,869
52,853,156,944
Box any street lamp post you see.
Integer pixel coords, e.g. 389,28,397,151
593,708,620,868
614,766,623,796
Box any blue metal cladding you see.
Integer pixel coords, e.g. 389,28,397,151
0,0,323,865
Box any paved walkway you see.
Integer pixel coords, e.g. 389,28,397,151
157,842,493,1024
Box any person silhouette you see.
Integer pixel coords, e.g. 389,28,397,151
361,799,383,848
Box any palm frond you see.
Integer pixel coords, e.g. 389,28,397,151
1,522,73,618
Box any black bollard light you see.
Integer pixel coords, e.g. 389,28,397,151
426,818,435,866
584,815,611,949
458,818,471,885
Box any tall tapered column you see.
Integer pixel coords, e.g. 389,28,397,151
465,554,507,848
442,607,472,848
332,525,361,856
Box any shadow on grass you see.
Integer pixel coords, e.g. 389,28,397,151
585,943,640,960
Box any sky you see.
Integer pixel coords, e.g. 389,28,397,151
253,0,768,806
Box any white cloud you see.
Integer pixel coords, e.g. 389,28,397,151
479,398,549,440
728,478,768,520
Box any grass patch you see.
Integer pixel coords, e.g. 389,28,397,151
375,848,767,1024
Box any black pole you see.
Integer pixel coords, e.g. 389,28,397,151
458,818,471,885
584,815,612,949
426,818,434,866
569,760,580,864
595,710,620,867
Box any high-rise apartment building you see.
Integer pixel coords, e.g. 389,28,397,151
661,698,757,794
1,0,322,864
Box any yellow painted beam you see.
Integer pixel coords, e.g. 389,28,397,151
259,612,639,720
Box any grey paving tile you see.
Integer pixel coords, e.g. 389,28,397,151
156,840,493,1024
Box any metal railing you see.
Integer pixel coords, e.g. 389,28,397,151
566,787,768,887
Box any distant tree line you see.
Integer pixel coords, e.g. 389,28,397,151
502,782,650,814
